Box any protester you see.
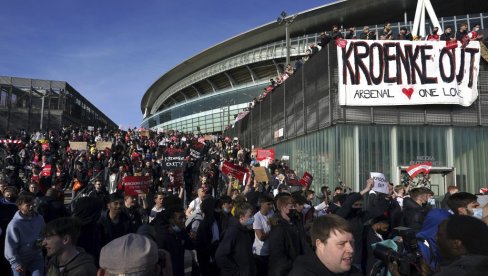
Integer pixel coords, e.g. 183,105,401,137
252,195,273,276
42,217,97,275
215,202,256,275
288,215,361,276
98,192,134,246
4,194,45,276
268,194,311,276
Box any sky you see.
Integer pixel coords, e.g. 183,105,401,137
0,0,332,129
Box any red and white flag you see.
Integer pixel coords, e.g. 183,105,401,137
406,162,432,179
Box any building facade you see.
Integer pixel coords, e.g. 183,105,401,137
0,76,117,135
141,0,488,195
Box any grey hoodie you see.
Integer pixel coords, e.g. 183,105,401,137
4,211,45,269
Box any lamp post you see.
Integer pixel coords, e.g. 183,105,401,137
277,11,298,66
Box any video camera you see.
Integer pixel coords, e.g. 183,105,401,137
373,227,423,275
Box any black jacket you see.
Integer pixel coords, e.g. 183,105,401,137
268,215,312,276
215,221,256,276
154,224,193,276
97,210,133,246
336,192,374,266
289,252,362,276
401,197,429,231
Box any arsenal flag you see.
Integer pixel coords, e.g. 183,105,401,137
406,162,432,179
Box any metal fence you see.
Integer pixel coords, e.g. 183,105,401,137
227,42,488,149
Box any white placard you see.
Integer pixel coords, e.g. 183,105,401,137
337,40,480,107
370,172,389,194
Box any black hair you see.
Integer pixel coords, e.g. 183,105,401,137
447,192,478,214
42,217,82,244
445,215,488,256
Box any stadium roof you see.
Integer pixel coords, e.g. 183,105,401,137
141,0,488,115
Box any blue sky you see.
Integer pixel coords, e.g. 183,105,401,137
0,0,331,128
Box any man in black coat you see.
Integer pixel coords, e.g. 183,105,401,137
289,215,362,276
215,202,256,276
401,187,431,231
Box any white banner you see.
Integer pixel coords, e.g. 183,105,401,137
370,172,389,194
337,40,481,106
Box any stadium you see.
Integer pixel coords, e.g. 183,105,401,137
141,0,488,195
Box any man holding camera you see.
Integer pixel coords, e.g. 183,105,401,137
289,215,361,276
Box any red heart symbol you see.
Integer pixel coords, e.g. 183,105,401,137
402,88,414,99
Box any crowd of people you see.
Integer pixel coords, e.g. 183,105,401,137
1,125,488,276
235,22,485,127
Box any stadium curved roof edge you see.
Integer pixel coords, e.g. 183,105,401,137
141,0,488,115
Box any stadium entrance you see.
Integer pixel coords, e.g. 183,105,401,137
398,166,455,198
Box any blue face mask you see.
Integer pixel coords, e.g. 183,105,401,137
472,208,484,220
428,198,436,206
223,207,230,214
246,217,255,226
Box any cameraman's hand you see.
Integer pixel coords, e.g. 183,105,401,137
388,261,401,276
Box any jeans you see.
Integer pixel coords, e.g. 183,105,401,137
11,258,44,276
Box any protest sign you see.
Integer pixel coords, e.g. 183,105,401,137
189,141,205,160
221,161,248,181
96,141,113,151
370,172,389,194
252,167,270,183
338,40,481,107
299,172,314,187
162,148,186,170
123,176,151,196
256,149,275,161
140,130,150,138
69,141,87,151
41,164,52,177
285,169,300,186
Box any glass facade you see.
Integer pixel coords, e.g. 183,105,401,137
141,84,264,133
271,125,488,196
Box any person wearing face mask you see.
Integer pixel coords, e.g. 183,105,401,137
401,187,432,231
336,179,374,272
364,215,390,275
151,205,193,276
427,26,440,41
218,195,235,238
468,23,483,41
446,192,483,219
267,194,312,276
215,202,256,276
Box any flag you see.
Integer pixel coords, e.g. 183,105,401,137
406,162,432,179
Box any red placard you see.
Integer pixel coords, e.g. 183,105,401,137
299,172,314,187
256,149,275,161
41,164,52,177
123,176,151,196
221,161,249,181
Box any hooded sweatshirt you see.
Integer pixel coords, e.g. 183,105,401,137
4,210,45,269
45,247,97,276
416,208,452,271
